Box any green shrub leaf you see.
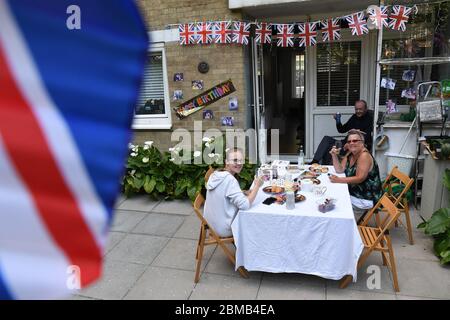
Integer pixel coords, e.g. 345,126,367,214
443,169,450,191
143,176,156,193
439,250,450,264
156,181,165,193
425,208,450,235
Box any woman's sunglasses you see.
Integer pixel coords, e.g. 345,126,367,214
347,139,362,144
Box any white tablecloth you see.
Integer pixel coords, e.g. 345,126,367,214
231,167,364,281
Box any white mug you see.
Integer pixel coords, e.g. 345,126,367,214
301,179,314,192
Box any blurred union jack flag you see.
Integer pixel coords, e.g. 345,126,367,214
389,5,412,31
254,22,272,44
321,18,341,42
298,22,318,47
274,24,295,47
0,0,148,299
233,22,251,45
179,23,198,45
346,12,368,36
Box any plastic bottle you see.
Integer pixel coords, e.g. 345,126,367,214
286,190,295,210
298,145,305,169
335,112,341,123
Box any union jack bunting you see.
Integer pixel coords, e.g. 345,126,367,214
179,23,199,45
232,21,251,45
298,22,318,47
389,5,412,31
197,22,215,44
274,24,295,47
0,0,148,299
214,21,233,44
367,6,389,29
321,18,341,42
254,22,272,44
346,12,368,36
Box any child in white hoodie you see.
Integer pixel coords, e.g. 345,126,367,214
204,148,263,237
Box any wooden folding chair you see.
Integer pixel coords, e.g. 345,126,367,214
382,166,415,244
193,193,249,283
340,194,402,292
204,166,215,184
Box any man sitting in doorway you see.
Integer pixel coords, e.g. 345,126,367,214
310,99,373,165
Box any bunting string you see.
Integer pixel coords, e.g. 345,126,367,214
178,5,416,46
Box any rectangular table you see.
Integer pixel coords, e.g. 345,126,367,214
231,166,364,281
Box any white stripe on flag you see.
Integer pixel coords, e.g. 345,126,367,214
0,0,108,250
0,136,73,299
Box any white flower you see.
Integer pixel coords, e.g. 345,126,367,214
193,151,201,157
142,157,149,163
205,142,210,148
225,148,230,153
131,152,137,157
208,153,215,158
169,158,175,162
144,141,154,147
202,137,211,142
132,147,138,152
130,170,136,175
128,143,135,149
168,147,174,152
143,145,150,150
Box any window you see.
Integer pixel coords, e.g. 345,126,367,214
292,53,305,99
132,44,172,129
316,41,361,106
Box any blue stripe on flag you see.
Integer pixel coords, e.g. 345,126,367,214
7,0,148,220
0,268,14,300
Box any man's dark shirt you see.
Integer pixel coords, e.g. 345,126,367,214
336,112,374,149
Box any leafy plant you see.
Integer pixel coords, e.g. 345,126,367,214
122,137,257,202
418,169,450,264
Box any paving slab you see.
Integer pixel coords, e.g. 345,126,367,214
152,238,214,272
394,258,450,299
104,231,126,255
132,213,185,237
326,254,396,294
390,229,439,262
78,260,146,300
124,266,196,300
396,294,441,300
114,195,127,209
110,210,147,232
189,273,260,300
257,278,325,300
173,214,200,240
117,195,160,212
326,288,396,300
204,244,242,277
152,199,193,215
262,272,326,288
107,234,169,265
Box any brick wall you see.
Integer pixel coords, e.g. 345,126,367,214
134,0,249,151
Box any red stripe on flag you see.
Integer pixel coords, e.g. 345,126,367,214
0,43,102,287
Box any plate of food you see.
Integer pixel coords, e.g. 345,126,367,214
300,170,319,178
308,164,329,174
262,186,285,194
275,193,306,204
301,177,321,185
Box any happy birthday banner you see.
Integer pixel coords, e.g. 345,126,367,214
179,5,414,47
174,79,235,119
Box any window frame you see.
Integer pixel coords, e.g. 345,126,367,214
132,42,172,130
315,40,363,108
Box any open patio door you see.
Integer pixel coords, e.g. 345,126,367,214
251,38,267,164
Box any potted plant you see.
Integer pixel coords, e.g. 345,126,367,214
418,168,450,264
